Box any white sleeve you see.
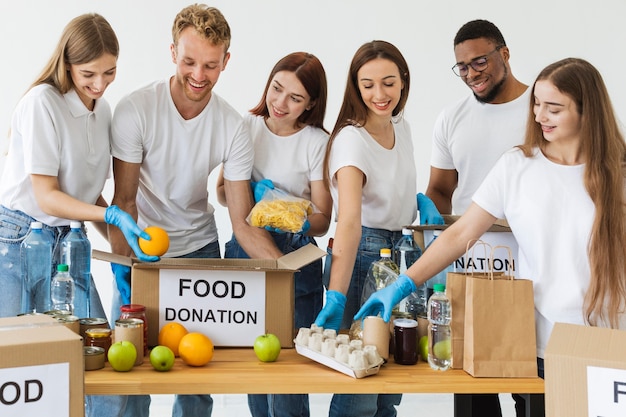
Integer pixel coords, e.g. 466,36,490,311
430,109,455,170
111,96,145,164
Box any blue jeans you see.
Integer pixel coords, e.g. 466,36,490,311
329,226,404,417
225,232,323,417
107,241,221,417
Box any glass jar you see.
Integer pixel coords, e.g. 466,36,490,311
120,304,148,355
85,328,112,360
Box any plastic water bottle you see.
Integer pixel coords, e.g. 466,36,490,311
394,228,423,315
362,248,400,312
427,283,451,371
60,221,91,318
20,221,54,313
425,230,454,300
51,264,75,313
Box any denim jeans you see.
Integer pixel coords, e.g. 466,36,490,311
225,232,323,417
329,226,405,417
108,241,221,417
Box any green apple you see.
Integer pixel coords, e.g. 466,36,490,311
418,336,429,362
108,341,137,372
253,333,281,362
433,339,451,360
150,345,175,372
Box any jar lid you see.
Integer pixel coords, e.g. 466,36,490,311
115,318,143,328
120,304,146,312
85,328,112,338
393,318,418,328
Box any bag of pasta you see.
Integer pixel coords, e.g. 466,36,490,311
247,186,315,234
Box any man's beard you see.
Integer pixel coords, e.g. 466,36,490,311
474,65,508,104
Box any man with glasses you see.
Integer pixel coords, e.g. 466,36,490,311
421,19,530,417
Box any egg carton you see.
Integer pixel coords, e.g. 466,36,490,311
294,325,384,379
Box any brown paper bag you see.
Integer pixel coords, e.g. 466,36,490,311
463,246,537,377
447,240,495,369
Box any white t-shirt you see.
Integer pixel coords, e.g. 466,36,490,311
246,114,328,200
431,89,530,214
111,79,253,256
0,84,111,226
329,119,417,231
473,147,594,358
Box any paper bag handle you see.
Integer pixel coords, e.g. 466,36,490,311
463,239,492,276
489,245,515,280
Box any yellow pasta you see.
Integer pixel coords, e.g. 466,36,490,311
249,198,313,233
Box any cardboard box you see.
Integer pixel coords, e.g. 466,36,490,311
409,215,518,275
545,322,626,417
0,315,84,417
94,244,326,348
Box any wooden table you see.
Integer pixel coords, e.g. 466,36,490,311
85,348,544,416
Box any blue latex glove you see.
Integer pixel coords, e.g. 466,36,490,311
264,219,310,235
314,290,346,332
111,263,132,305
104,206,159,262
417,193,445,225
354,274,417,322
250,179,275,203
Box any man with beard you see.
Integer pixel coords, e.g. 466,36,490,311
421,20,530,417
107,4,282,417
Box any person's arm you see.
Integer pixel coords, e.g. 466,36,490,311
91,194,110,238
215,166,227,207
108,158,141,257
224,178,283,259
306,179,332,237
31,174,108,222
425,166,458,215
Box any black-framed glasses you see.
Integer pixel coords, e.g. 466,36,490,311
451,45,503,77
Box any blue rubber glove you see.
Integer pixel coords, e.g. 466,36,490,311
264,219,310,235
111,263,132,305
250,179,275,203
354,274,417,322
314,290,347,332
104,206,159,262
417,193,445,225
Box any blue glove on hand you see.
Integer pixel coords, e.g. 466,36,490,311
111,263,132,305
314,290,347,332
354,274,417,322
264,219,310,235
417,193,445,225
250,179,275,203
104,206,159,262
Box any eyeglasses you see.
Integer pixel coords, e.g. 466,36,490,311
451,46,503,77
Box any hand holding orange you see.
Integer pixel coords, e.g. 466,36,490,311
139,226,169,256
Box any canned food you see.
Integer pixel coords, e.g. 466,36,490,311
79,318,109,340
55,315,80,334
44,309,73,317
115,318,144,365
84,346,105,371
85,328,113,359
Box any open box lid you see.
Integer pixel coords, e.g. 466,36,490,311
92,242,326,271
408,214,511,232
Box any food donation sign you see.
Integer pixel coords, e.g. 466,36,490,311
159,269,266,346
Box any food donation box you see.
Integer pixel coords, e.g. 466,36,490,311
0,315,84,417
545,323,626,417
410,215,518,276
94,244,326,348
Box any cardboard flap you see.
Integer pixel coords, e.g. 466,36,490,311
92,249,134,266
277,243,326,270
409,215,511,233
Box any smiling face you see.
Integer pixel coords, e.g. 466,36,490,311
533,80,582,146
357,58,403,120
171,27,230,106
454,38,508,103
68,53,117,110
265,70,312,132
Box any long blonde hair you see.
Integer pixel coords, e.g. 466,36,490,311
520,58,626,327
31,13,119,94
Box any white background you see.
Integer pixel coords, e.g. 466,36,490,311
1,0,625,318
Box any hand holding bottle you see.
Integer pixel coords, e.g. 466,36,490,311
355,274,417,322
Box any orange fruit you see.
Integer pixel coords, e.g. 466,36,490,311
139,226,170,256
178,332,214,367
158,322,188,357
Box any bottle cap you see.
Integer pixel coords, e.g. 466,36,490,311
30,221,43,229
433,230,442,237
380,248,392,257
57,264,69,272
433,283,446,293
70,221,82,229
402,228,412,236
393,318,418,328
